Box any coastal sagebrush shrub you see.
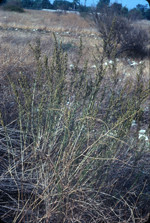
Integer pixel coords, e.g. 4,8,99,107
0,35,149,223
94,11,149,59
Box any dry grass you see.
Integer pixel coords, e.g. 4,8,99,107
0,8,95,33
0,26,149,73
0,16,148,112
0,10,149,130
133,19,150,37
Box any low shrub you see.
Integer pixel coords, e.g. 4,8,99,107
0,35,149,222
93,10,149,59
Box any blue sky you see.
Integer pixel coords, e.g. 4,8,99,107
86,0,149,8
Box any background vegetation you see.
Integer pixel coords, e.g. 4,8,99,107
0,0,150,19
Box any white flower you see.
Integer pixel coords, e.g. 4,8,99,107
139,134,149,141
69,64,74,69
104,62,108,66
139,61,143,64
131,120,137,127
125,73,131,77
108,130,117,137
145,107,149,112
138,129,149,143
91,65,96,69
109,60,114,64
130,61,138,66
139,129,146,134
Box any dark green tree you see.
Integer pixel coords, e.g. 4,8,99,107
0,0,7,4
110,3,122,15
128,8,143,20
97,0,110,11
42,0,53,9
145,8,150,19
32,0,42,9
22,0,42,9
136,4,148,18
53,0,73,10
146,0,150,6
73,0,80,10
121,6,128,16
79,4,90,12
21,0,34,8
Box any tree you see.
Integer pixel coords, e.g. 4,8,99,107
145,8,150,19
2,0,24,12
21,0,34,8
136,4,148,18
97,0,110,11
146,0,150,7
32,0,42,9
0,0,7,4
53,0,73,10
73,0,80,10
110,2,122,15
79,4,89,12
128,8,143,20
42,0,53,9
136,4,145,10
121,6,128,16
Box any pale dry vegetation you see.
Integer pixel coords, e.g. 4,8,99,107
0,8,95,33
0,9,150,223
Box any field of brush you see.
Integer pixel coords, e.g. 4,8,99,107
0,8,150,223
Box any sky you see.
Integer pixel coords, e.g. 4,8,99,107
86,0,149,8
